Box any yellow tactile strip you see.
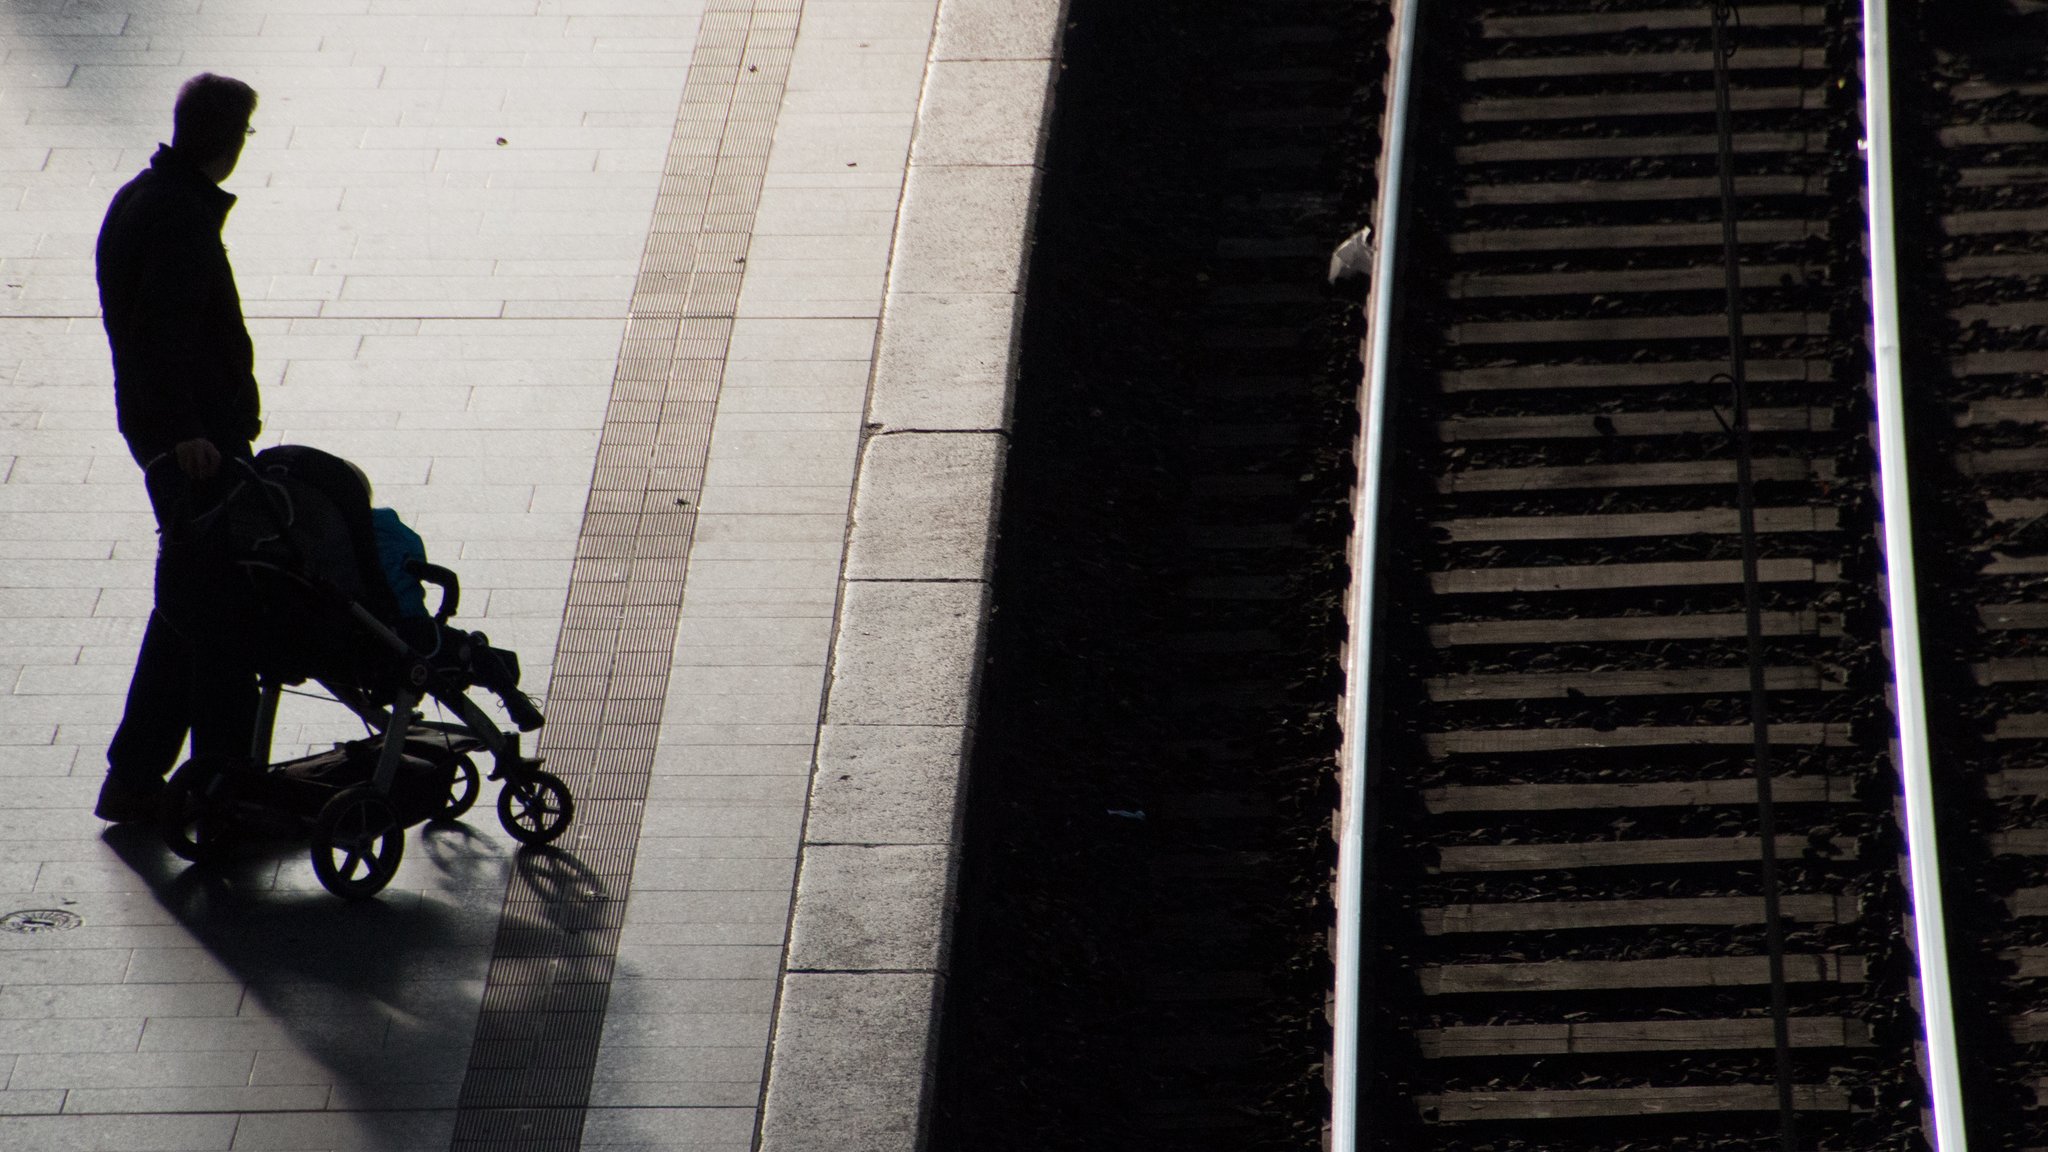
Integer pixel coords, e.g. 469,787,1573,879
451,2,802,1147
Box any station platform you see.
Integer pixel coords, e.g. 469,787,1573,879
0,0,1057,1147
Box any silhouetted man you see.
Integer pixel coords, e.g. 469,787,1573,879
93,73,262,822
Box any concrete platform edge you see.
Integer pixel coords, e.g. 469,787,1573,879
756,0,1070,1147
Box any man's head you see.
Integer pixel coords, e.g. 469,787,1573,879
171,73,257,184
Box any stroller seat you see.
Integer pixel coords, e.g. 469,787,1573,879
155,444,542,730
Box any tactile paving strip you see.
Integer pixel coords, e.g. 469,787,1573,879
451,3,801,1146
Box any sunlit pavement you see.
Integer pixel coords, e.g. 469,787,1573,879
0,0,991,1145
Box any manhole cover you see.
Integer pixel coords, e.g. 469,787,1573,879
0,909,81,934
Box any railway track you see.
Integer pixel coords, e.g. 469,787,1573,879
1346,1,1938,1148
1890,2,2048,1147
925,0,2036,1148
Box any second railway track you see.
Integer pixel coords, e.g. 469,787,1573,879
1893,1,2048,1146
1357,1,1932,1148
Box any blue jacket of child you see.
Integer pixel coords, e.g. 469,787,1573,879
370,507,429,619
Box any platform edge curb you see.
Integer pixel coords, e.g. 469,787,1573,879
755,0,1071,1148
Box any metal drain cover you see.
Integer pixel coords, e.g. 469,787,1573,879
0,909,81,934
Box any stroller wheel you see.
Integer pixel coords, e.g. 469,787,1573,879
160,756,239,864
432,754,482,822
497,769,574,847
312,785,405,899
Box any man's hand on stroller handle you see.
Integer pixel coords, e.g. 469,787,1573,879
174,437,221,479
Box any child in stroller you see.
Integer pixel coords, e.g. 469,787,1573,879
150,443,574,898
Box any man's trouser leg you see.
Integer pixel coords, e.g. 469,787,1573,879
105,609,192,783
189,654,259,766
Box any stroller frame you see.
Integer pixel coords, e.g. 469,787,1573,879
157,454,575,899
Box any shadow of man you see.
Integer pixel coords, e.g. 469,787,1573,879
101,820,519,1116
106,809,625,1148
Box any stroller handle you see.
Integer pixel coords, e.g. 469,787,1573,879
405,559,461,622
142,452,265,538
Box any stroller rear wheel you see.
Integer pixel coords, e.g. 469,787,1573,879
432,754,482,822
160,756,240,864
497,769,573,846
312,785,405,899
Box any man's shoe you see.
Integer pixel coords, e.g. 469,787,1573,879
94,774,164,823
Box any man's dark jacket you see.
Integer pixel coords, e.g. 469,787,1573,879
96,144,260,467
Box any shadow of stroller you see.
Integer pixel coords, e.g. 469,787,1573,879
446,845,624,1117
101,820,521,1114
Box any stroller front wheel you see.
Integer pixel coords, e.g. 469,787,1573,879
497,769,573,846
312,785,405,899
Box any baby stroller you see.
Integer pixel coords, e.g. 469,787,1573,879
149,444,574,899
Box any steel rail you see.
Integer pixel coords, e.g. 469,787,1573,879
1861,0,1968,1147
1329,0,1419,1146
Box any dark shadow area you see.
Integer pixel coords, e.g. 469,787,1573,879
1923,0,2048,73
446,842,627,1152
929,0,1383,1148
106,821,622,1137
103,818,513,1112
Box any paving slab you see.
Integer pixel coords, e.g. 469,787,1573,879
753,0,1063,1147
